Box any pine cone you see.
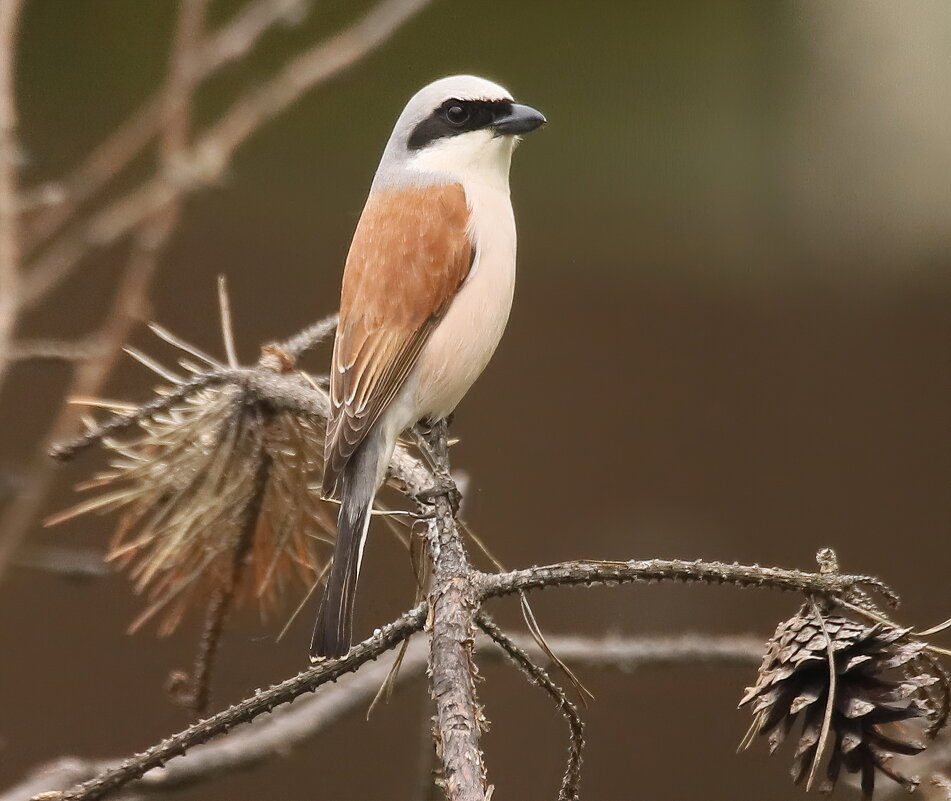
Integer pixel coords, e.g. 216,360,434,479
740,605,941,798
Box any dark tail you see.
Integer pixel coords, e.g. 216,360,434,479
311,489,372,659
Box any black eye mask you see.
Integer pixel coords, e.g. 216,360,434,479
407,98,514,151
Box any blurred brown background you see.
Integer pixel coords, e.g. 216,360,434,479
2,1,951,798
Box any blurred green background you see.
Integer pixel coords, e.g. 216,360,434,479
2,1,951,799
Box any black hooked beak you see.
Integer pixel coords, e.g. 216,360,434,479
493,103,547,136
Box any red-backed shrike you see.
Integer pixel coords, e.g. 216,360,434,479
311,75,545,659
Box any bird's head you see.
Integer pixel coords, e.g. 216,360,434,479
375,75,546,190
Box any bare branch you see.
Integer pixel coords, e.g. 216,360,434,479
0,760,117,801
48,369,232,461
0,0,24,389
36,604,428,801
45,313,340,464
478,558,894,605
531,631,763,669
19,0,437,309
20,0,315,255
179,439,269,717
477,614,584,801
421,421,487,801
0,0,207,581
28,320,906,801
13,545,110,580
3,632,761,801
7,337,108,364
188,0,435,174
148,637,430,793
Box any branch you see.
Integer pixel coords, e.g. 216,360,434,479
48,364,422,501
0,0,207,582
6,632,760,801
36,604,427,801
479,558,895,605
180,438,266,717
12,545,110,581
45,303,336,464
20,0,315,256
19,0,437,309
0,0,24,389
6,337,109,364
477,614,584,801
47,369,232,461
32,325,902,801
12,525,894,801
532,631,763,669
146,635,430,793
421,421,487,801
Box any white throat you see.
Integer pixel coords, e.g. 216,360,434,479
406,130,516,192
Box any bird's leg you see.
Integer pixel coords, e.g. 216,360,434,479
411,419,438,472
413,417,461,515
415,474,461,517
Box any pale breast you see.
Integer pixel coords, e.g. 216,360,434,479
411,181,517,421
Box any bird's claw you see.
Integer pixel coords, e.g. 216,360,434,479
414,473,462,516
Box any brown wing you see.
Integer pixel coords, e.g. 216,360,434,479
322,183,473,497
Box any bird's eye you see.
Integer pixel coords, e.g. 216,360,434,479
445,104,470,126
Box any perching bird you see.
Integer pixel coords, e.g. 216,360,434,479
311,75,545,659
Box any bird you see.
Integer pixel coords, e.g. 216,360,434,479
311,75,546,660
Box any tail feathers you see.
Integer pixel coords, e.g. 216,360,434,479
310,495,372,659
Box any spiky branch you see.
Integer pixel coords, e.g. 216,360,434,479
29,326,927,801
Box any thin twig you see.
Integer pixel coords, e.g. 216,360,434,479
13,545,110,580
477,614,584,801
7,337,109,364
527,632,763,669
19,0,437,309
46,352,335,464
461,518,593,705
0,0,207,582
20,0,315,257
0,0,24,391
48,369,233,461
36,604,428,801
184,444,271,717
179,575,240,718
3,632,761,801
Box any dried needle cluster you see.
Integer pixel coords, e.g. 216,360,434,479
740,604,950,798
49,337,336,635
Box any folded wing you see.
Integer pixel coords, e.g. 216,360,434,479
322,183,473,497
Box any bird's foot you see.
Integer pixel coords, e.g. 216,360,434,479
415,412,454,438
414,471,462,517
413,416,456,468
